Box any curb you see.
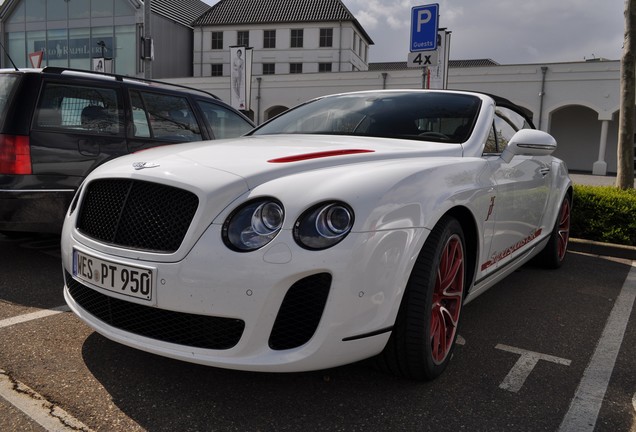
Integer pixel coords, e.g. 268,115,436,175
569,238,636,261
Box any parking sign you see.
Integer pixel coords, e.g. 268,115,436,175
410,4,439,52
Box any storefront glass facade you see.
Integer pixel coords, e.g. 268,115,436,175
4,0,138,75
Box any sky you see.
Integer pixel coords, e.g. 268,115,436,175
201,0,626,65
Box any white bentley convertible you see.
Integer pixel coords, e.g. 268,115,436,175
61,90,571,380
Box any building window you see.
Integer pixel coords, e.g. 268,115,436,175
290,63,302,74
237,31,249,47
319,28,333,47
262,63,275,75
264,30,276,48
25,0,45,22
318,63,332,72
291,29,303,48
211,64,223,76
211,32,223,50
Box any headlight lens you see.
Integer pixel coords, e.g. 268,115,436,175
294,202,354,250
223,198,284,251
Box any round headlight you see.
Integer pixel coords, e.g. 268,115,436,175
223,198,284,252
316,205,353,238
294,201,354,250
252,201,284,235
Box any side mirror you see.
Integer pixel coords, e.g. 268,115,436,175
500,129,557,163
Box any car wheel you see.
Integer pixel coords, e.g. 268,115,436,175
535,194,571,269
376,216,466,380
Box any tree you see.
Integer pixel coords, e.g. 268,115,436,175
617,0,636,189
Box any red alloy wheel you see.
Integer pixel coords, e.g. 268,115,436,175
557,198,571,261
430,234,464,364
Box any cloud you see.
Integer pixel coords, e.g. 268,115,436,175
348,0,413,30
201,0,624,64
343,0,624,64
355,10,379,30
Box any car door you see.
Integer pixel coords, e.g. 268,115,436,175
125,89,204,153
481,108,552,271
30,79,126,188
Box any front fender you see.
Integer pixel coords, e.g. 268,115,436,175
224,158,496,236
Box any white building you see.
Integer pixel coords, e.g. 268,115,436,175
168,58,624,175
177,0,626,175
0,0,627,175
0,0,209,78
192,0,373,77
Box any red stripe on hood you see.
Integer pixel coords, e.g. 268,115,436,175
268,149,375,163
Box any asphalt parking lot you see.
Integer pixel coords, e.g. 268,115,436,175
0,232,635,431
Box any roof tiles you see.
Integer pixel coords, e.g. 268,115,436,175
193,0,373,43
152,0,211,28
368,59,500,71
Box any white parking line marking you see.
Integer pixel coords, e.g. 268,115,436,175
559,261,636,432
0,305,70,330
0,369,93,431
496,344,571,392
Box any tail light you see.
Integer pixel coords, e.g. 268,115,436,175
0,134,31,174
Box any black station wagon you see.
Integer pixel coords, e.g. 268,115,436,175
0,67,254,234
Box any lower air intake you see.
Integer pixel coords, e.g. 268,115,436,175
269,273,332,350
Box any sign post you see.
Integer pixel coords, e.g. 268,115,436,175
407,51,438,68
28,50,44,68
409,4,439,89
410,4,439,52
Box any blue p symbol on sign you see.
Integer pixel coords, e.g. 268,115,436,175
417,9,432,32
411,4,439,52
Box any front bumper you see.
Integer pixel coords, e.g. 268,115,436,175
62,224,424,372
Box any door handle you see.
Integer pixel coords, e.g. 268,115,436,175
78,139,99,156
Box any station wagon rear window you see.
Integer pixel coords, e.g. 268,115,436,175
35,83,122,135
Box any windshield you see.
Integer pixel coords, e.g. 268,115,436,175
252,92,482,143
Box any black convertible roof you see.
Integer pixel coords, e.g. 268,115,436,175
482,92,535,129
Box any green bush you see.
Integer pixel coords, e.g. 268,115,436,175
571,184,636,246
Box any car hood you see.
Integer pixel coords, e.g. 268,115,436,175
107,134,464,190
82,134,466,259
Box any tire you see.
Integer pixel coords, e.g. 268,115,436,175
535,194,571,269
375,216,466,380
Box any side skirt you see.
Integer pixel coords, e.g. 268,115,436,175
464,236,549,305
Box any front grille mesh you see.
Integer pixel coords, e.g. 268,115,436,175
76,179,198,253
65,271,245,350
269,273,332,350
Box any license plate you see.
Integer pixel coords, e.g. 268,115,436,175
73,249,154,301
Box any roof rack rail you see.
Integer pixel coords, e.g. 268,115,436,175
41,67,221,100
